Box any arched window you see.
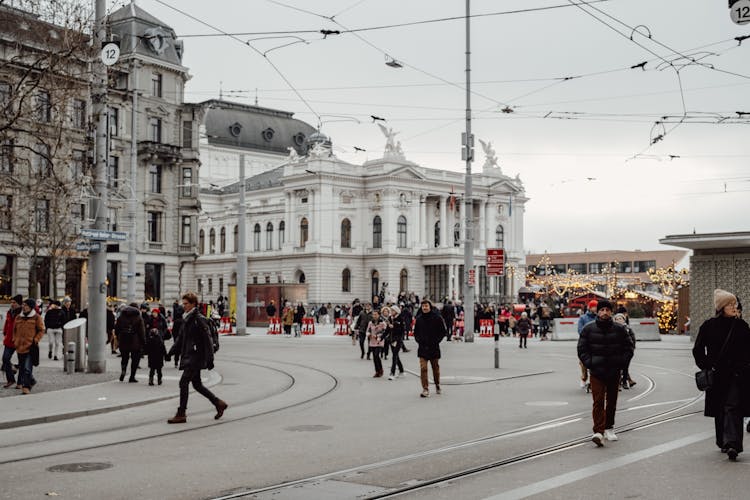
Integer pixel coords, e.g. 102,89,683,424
199,229,205,255
495,224,504,248
220,227,226,253
397,215,407,248
371,270,379,299
342,268,351,292
454,222,461,247
209,228,216,254
253,223,261,251
434,221,440,247
233,225,238,252
266,222,274,250
373,216,382,249
341,218,351,248
400,268,408,293
300,217,308,247
278,220,285,248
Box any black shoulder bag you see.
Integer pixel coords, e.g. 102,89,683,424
695,321,735,391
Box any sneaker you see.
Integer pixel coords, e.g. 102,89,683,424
628,379,636,387
388,375,394,380
420,390,429,398
579,380,586,389
621,381,630,390
604,429,618,441
53,356,58,361
21,387,30,395
436,386,442,395
592,433,604,447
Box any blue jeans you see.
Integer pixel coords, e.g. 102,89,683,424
17,352,35,389
2,346,15,383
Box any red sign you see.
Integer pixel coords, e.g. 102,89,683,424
486,248,504,276
468,269,476,286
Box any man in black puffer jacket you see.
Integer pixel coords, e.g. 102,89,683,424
577,298,634,447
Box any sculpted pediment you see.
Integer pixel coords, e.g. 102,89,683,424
388,165,425,180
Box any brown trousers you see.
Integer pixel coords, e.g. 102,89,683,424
590,374,620,434
419,357,440,391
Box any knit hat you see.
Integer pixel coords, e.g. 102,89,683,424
613,313,627,324
714,289,736,312
62,296,71,304
11,294,22,304
597,299,614,311
24,298,36,309
587,300,598,310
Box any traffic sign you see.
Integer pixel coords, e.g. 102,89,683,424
76,242,101,252
101,42,120,66
486,248,505,276
80,229,128,241
730,0,750,24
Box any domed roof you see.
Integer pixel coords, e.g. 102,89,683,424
201,99,316,156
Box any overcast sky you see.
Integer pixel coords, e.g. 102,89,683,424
130,0,750,254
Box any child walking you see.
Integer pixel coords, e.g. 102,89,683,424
145,328,167,386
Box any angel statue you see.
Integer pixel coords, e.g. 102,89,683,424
377,123,402,158
309,141,331,158
479,139,499,169
286,146,299,163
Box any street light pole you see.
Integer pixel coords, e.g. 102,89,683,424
462,0,475,343
126,60,138,304
236,154,248,335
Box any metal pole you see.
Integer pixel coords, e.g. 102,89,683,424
236,154,248,335
87,0,108,373
127,60,138,303
494,333,500,368
463,0,475,343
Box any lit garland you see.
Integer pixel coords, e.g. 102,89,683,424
647,260,689,333
657,300,677,332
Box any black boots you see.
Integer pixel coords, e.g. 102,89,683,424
119,369,126,382
168,408,187,424
214,399,228,420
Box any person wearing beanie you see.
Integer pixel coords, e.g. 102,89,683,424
613,313,637,389
693,289,750,460
577,300,599,390
13,298,45,394
516,311,532,349
2,295,23,388
578,299,634,447
60,297,77,325
44,299,66,361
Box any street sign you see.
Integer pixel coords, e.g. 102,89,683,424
468,268,476,286
730,0,750,24
76,242,101,252
101,42,120,66
122,272,135,278
80,229,128,241
486,248,505,276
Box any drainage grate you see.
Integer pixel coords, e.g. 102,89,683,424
284,425,333,432
47,462,113,473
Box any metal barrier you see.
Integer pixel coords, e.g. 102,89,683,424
630,319,661,341
63,318,87,372
550,318,580,341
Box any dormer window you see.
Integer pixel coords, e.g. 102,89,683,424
229,122,242,137
261,127,274,142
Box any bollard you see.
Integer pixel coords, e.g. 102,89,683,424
494,333,500,369
66,342,76,374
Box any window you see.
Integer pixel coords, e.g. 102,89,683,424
149,117,162,142
71,99,86,129
495,225,504,248
434,221,440,247
208,278,213,295
107,207,118,231
454,223,461,247
372,216,382,248
198,229,205,254
30,257,50,298
371,270,379,299
36,90,51,122
182,120,193,148
107,156,119,188
107,261,118,298
634,260,656,273
616,261,633,273
149,164,162,193
216,227,224,253
147,212,161,242
219,277,224,294
568,263,587,274
552,264,566,275
589,262,608,274
397,215,407,248
151,73,162,97
278,221,285,248
108,107,119,136
181,216,191,245
32,143,51,176
209,228,216,253
0,194,11,230
300,218,308,247
253,223,261,251
266,222,273,250
341,218,351,248
233,225,238,252
0,140,13,174
71,149,85,178
181,168,192,197
400,268,408,293
0,255,14,297
144,263,162,301
342,268,351,292
35,199,49,232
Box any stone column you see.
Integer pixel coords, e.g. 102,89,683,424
439,195,448,248
284,191,292,249
420,195,428,248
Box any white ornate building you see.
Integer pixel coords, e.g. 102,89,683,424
187,103,527,308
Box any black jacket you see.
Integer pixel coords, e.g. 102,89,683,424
169,309,214,371
145,330,167,369
115,306,146,353
577,317,634,381
414,309,446,360
44,308,67,329
693,316,750,417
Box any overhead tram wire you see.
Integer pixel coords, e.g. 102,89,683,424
152,0,321,126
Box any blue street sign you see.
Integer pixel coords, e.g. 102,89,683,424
80,229,128,241
76,242,102,252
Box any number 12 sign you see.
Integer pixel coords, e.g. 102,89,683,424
731,0,750,25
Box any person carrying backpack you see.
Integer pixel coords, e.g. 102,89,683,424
115,304,146,383
167,292,227,424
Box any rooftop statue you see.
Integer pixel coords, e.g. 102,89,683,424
378,123,405,159
479,139,500,170
286,147,299,163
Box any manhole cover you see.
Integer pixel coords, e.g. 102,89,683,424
47,462,113,473
285,425,333,432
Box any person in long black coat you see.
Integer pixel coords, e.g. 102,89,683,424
413,300,447,398
145,327,166,386
114,304,146,383
693,289,750,460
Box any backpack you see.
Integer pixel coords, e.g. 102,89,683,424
206,316,220,353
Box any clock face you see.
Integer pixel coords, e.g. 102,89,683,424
144,27,169,55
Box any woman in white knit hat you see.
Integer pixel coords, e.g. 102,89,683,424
692,289,750,461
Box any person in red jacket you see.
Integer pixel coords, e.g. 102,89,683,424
2,295,22,388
